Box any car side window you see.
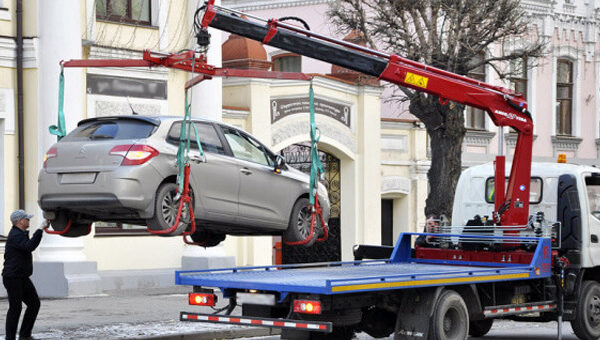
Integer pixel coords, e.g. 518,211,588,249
167,121,225,155
222,128,271,166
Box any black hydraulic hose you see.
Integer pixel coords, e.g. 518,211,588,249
504,96,533,121
278,17,310,31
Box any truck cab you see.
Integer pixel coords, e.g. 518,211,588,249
453,161,600,270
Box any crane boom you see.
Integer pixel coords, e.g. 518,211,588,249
199,1,534,226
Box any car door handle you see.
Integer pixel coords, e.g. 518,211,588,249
240,168,253,176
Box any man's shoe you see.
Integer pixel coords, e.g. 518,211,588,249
19,336,39,340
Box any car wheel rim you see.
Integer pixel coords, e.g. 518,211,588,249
588,295,600,327
297,206,312,238
162,190,179,226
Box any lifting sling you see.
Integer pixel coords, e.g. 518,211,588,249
284,80,329,245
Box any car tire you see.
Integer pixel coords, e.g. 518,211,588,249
571,281,600,340
60,223,91,238
147,182,192,235
284,198,319,247
430,290,469,340
48,211,91,237
468,318,493,337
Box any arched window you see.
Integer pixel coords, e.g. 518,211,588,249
556,59,573,135
272,53,301,72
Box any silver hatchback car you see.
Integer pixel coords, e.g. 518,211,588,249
38,116,330,247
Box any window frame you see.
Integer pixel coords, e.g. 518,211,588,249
272,53,302,73
96,0,152,26
166,121,227,156
485,176,544,205
220,126,275,167
509,56,528,100
556,59,574,136
465,54,487,130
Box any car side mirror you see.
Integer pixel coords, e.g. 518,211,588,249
274,155,285,173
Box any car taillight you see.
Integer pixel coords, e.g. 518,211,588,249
109,145,159,166
189,293,216,306
43,146,57,168
293,300,322,314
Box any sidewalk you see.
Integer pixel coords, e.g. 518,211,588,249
0,286,280,339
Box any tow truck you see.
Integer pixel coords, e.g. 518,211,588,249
175,2,600,339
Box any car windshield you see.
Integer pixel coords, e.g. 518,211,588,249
62,119,156,141
586,176,600,220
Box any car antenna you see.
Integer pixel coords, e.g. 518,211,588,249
126,97,139,115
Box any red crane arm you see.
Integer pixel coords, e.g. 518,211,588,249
200,1,534,226
61,50,311,89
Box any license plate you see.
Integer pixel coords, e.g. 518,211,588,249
236,292,276,306
60,173,97,184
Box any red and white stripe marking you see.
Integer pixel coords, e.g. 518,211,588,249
484,303,556,317
181,313,331,332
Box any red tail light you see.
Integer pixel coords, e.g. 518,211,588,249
109,145,159,166
189,293,216,306
293,300,322,314
43,146,58,168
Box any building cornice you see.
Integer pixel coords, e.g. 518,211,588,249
0,37,37,68
222,0,333,11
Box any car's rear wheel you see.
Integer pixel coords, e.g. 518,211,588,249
283,198,322,247
147,182,192,235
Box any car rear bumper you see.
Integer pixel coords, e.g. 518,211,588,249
38,164,163,219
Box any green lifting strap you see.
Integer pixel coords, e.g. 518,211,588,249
309,79,324,205
49,67,67,141
176,91,205,194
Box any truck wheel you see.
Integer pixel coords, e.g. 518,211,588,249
146,182,191,235
283,198,318,247
468,318,493,337
430,290,468,340
571,280,600,340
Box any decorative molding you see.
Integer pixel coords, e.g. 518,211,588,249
272,119,357,154
0,7,11,21
381,120,416,130
222,0,333,11
0,37,37,68
381,176,411,195
223,107,250,119
464,130,495,146
552,135,583,156
0,88,15,134
504,133,538,148
87,46,168,79
381,134,407,152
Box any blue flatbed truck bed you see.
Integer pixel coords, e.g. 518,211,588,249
176,233,556,339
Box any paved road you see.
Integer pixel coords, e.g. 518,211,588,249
0,286,582,339
246,320,578,339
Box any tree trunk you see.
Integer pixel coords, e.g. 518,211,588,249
409,94,466,222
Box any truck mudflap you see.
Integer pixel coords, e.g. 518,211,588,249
483,301,556,318
180,312,332,333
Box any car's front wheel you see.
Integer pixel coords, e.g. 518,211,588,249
283,198,322,247
147,182,192,235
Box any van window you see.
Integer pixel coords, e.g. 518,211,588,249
485,177,543,204
586,176,600,220
167,121,225,155
63,119,156,141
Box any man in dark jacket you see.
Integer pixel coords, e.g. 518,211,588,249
2,209,45,340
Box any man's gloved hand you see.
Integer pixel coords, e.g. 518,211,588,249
38,219,49,231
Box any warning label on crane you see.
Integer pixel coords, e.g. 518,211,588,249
404,72,429,89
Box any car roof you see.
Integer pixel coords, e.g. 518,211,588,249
77,115,240,130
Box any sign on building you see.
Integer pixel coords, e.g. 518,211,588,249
271,97,351,127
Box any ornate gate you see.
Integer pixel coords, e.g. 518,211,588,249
280,144,341,264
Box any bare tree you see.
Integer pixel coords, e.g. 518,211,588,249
329,0,546,221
